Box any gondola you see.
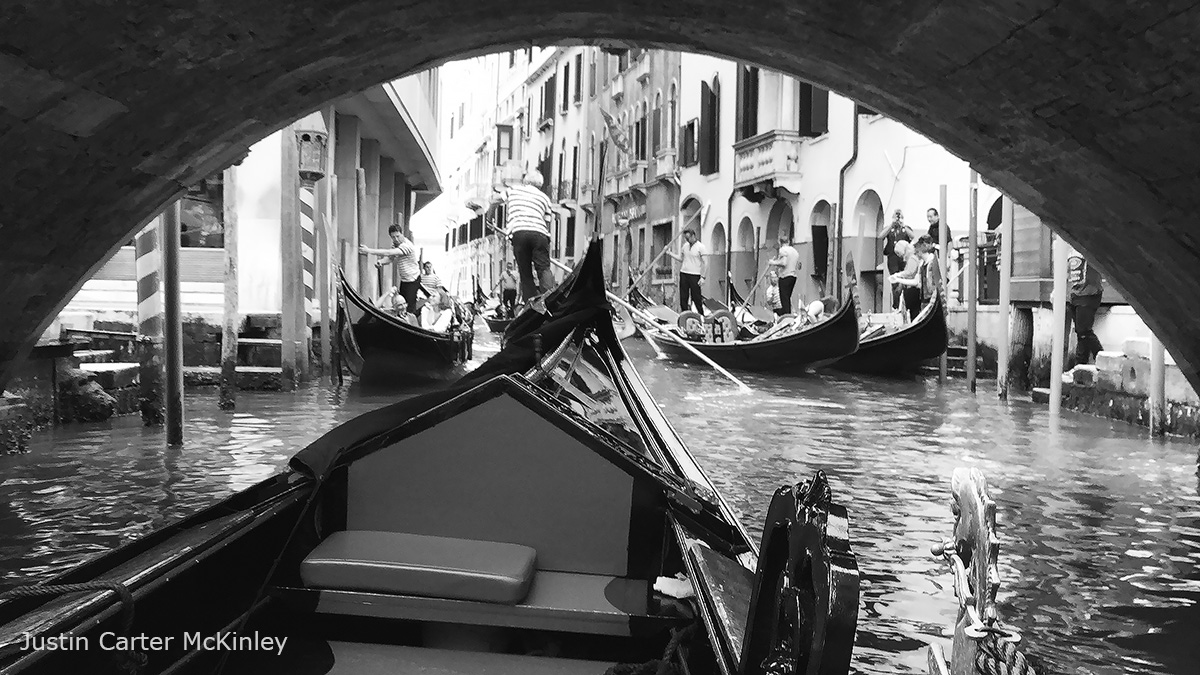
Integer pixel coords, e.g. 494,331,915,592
830,291,948,375
0,241,861,675
336,270,474,384
481,310,513,334
643,294,862,374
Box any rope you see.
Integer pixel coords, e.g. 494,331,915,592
975,632,1046,675
602,623,695,675
0,581,146,673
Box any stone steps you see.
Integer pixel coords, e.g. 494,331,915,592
74,349,117,363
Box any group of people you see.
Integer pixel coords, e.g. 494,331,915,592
359,223,457,331
882,208,950,320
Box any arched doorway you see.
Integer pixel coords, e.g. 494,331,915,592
707,222,727,302
809,201,832,300
853,190,884,312
732,217,757,302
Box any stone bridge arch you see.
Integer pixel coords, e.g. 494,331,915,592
3,1,1200,389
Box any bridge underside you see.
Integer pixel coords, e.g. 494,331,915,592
0,0,1196,390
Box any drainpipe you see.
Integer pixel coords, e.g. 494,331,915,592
726,188,736,306
836,108,860,305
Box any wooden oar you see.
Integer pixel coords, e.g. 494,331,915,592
547,256,753,394
736,264,775,318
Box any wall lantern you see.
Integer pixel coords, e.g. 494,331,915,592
295,112,328,187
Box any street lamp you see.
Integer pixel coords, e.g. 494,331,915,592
295,112,328,187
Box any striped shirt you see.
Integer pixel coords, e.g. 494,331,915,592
503,184,553,236
420,272,442,293
390,242,419,282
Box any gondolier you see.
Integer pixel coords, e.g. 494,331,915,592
665,228,707,314
768,236,801,315
493,171,555,303
360,223,421,310
498,262,519,317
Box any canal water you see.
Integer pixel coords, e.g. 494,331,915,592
1,333,1197,675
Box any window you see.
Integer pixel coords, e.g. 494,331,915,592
495,125,513,164
618,51,629,72
589,133,596,183
736,64,759,142
509,51,516,68
635,102,648,161
571,145,579,195
652,222,672,276
458,103,464,127
561,64,570,112
565,214,577,257
526,98,533,135
699,77,720,175
669,83,677,148
542,75,557,122
680,119,699,167
574,54,583,102
449,114,454,138
589,54,597,98
798,82,829,137
652,92,662,153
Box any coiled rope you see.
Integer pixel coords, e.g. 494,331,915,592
975,632,1046,675
603,623,696,675
0,581,146,674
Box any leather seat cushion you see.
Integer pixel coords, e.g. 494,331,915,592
300,530,538,604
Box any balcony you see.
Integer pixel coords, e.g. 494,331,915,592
610,76,624,102
537,114,554,132
732,130,805,193
494,160,525,186
633,57,650,85
652,148,677,183
556,180,577,204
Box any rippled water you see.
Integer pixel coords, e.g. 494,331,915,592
1,332,1197,674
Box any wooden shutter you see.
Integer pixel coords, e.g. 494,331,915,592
575,54,583,101
699,82,712,172
652,107,661,152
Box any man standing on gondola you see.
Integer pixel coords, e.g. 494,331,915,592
666,228,707,315
768,235,801,315
498,262,519,318
492,171,555,304
360,223,421,311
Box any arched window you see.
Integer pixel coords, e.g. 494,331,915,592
652,91,663,154
669,82,678,148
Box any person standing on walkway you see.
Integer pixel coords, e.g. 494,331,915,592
1067,247,1104,366
493,171,555,302
497,262,519,317
882,210,914,310
360,223,421,311
925,207,952,249
768,235,801,315
666,228,707,314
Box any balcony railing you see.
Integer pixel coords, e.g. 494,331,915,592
633,57,650,85
732,129,805,191
556,180,577,203
652,149,676,182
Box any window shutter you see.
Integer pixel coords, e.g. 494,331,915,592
652,107,661,152
699,82,712,172
574,54,583,101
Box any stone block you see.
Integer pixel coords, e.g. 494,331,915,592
1120,356,1150,397
1165,364,1199,406
1123,337,1151,359
80,362,140,390
1095,350,1124,373
74,349,116,364
1072,365,1098,386
1097,368,1122,391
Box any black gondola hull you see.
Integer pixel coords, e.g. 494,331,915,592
482,313,512,334
643,297,861,374
830,293,948,375
337,271,474,384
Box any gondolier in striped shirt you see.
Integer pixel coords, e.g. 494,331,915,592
359,223,422,312
493,171,556,302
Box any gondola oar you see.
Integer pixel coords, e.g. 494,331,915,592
547,256,753,394
736,263,775,319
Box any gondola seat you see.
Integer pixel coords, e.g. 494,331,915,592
300,530,538,604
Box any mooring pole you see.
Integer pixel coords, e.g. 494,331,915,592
317,176,332,384
1049,233,1069,417
938,184,949,385
966,170,978,392
220,167,239,410
280,125,300,391
135,216,165,426
1150,337,1167,436
997,196,1014,400
162,201,184,445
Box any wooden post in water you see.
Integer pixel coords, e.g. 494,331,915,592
939,185,949,384
997,197,1014,399
134,216,165,426
356,168,369,295
280,125,300,391
219,167,239,410
966,170,978,392
162,201,184,445
1150,337,1166,436
1049,232,1069,416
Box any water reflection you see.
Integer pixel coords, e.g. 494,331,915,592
0,331,1196,674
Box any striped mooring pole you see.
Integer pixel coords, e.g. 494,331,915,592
299,184,318,327
134,216,164,426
